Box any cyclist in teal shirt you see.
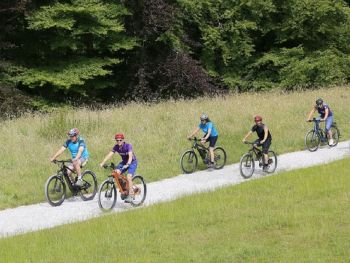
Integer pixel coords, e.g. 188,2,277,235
50,128,89,186
188,113,219,168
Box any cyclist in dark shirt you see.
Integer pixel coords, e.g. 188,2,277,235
242,115,272,172
307,98,334,146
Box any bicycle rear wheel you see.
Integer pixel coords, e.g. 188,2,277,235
180,150,198,173
265,151,277,173
131,175,147,207
329,125,340,147
98,179,117,211
305,130,320,152
80,170,97,201
45,175,66,206
239,153,255,179
214,147,227,169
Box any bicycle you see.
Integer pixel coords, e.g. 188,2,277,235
45,160,98,206
239,141,277,179
305,118,340,152
180,137,227,173
98,163,147,211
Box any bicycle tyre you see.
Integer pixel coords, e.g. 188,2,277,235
305,130,320,152
131,175,147,207
239,153,255,179
214,147,227,169
180,150,198,173
79,170,98,201
98,179,117,211
266,150,277,173
329,125,340,147
45,175,66,206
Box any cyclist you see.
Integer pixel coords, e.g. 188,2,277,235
307,98,334,146
187,113,219,168
242,115,272,172
50,128,89,186
99,133,137,203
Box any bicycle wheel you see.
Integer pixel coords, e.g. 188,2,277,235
214,147,227,169
329,125,340,147
265,151,277,173
98,179,117,211
305,130,320,152
131,175,147,207
45,175,66,206
79,170,98,201
239,153,255,179
180,150,198,173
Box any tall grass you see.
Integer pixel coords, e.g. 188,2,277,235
1,158,349,262
0,87,349,209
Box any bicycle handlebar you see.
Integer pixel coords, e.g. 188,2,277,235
103,163,115,169
308,118,324,122
52,159,72,164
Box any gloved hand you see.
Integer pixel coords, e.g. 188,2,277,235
122,164,129,170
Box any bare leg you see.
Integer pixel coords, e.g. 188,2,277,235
127,174,134,195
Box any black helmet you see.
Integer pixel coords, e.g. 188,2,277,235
316,98,323,106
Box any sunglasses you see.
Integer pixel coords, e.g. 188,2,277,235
116,139,123,142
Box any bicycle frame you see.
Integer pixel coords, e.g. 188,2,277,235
310,119,328,142
55,161,78,193
111,172,129,195
190,137,209,161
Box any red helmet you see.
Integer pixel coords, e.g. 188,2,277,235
115,133,125,140
254,115,262,122
67,128,79,137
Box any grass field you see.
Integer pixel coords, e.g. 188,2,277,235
0,158,349,262
0,86,349,209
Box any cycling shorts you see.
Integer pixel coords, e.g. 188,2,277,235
115,160,138,176
254,138,271,154
204,135,218,148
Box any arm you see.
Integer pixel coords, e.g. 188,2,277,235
188,127,200,139
322,108,329,121
126,151,133,165
73,146,84,161
202,128,212,140
99,151,114,167
261,126,269,143
242,131,253,143
50,146,66,162
307,107,316,121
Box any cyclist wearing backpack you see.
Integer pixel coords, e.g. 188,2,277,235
50,128,89,186
187,113,218,168
99,133,137,203
242,115,272,172
307,98,334,146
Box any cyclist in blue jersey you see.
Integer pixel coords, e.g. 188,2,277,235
188,113,219,168
307,98,334,146
50,128,89,186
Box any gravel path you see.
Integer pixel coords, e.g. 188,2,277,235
0,141,349,238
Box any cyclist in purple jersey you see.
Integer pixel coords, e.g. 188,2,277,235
99,133,137,203
307,98,334,146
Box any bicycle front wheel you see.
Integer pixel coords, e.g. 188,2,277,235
214,147,227,169
305,130,320,152
265,151,277,173
80,170,97,201
180,150,198,173
131,175,147,207
329,126,340,147
239,153,255,179
45,175,66,206
98,179,117,211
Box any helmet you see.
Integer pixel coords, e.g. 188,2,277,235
254,115,262,122
67,128,79,137
115,133,125,140
200,113,209,121
316,98,323,106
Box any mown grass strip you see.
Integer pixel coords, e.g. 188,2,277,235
1,158,349,262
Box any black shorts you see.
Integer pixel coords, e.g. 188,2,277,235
204,135,218,148
254,138,271,154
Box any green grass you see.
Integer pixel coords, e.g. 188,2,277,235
0,86,349,209
1,158,349,262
